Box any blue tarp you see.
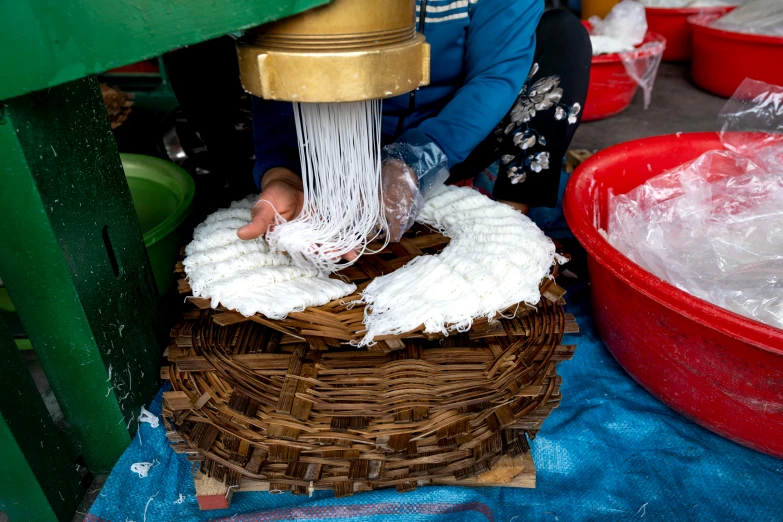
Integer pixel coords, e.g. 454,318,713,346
85,284,783,522
87,171,782,522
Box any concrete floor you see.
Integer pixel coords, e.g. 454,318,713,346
3,62,727,522
572,62,727,152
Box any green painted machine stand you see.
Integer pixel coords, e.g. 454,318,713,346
0,317,85,522
0,77,166,473
0,1,329,520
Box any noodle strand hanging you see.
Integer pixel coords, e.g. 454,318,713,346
266,100,387,272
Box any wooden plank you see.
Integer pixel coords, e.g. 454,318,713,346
564,321,580,334
277,347,306,414
432,452,536,488
194,471,234,510
163,391,192,411
398,238,423,256
565,149,593,173
194,452,536,509
178,279,192,295
212,312,249,326
192,392,212,409
408,234,450,249
174,354,291,372
188,297,213,310
248,315,304,340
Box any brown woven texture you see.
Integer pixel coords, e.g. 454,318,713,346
163,225,576,497
100,84,133,129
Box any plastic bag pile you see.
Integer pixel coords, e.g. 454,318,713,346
589,0,648,55
608,79,783,330
713,0,783,37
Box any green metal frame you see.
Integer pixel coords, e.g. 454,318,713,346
0,0,329,100
0,77,165,472
0,317,84,522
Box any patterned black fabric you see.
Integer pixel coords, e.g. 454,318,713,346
449,9,592,207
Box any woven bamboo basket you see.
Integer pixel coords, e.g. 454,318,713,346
163,225,577,498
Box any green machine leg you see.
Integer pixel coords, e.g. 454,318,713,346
0,317,85,522
0,77,165,473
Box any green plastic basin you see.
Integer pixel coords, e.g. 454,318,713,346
121,154,194,296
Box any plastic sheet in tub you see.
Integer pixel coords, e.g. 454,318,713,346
564,131,783,457
608,79,783,330
713,0,783,37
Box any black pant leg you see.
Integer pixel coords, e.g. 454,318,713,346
449,9,591,208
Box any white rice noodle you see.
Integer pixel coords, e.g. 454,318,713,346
183,196,356,319
360,185,559,345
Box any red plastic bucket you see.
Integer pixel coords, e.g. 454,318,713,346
690,13,783,98
583,30,666,122
108,59,161,74
645,6,734,61
564,132,783,458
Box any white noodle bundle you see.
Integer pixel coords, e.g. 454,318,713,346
184,188,559,337
184,196,356,319
266,100,388,272
360,185,561,345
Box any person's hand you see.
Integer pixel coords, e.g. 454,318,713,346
382,158,423,242
237,168,359,262
237,168,304,240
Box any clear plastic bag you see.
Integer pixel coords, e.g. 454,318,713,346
589,1,666,109
712,0,783,36
382,129,450,197
608,80,783,330
619,35,666,110
718,78,783,171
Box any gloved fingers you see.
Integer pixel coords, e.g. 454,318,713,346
381,158,421,242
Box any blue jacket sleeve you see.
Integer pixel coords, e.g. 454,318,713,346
251,97,301,189
393,0,542,185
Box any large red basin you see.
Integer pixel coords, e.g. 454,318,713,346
564,132,783,458
645,6,734,61
689,13,783,98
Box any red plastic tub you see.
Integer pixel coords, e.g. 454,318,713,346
645,6,734,61
564,132,783,458
108,59,161,74
583,31,666,122
689,13,783,98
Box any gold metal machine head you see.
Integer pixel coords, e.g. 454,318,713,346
237,0,430,103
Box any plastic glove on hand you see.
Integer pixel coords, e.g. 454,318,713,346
382,158,424,243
